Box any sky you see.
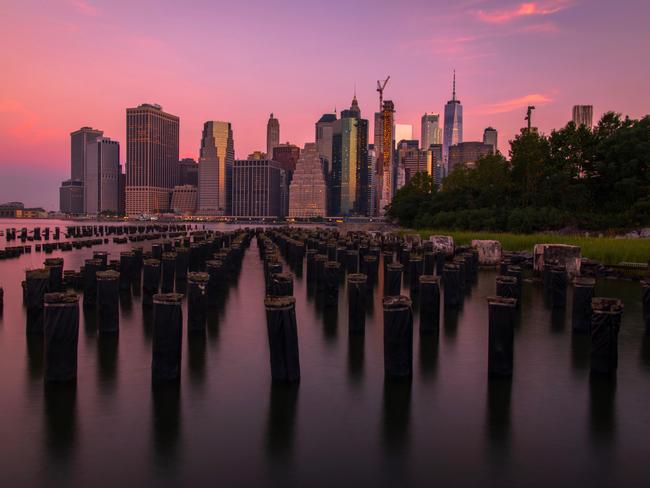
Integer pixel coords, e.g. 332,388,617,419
1,0,649,210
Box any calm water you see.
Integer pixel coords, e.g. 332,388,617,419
0,220,649,487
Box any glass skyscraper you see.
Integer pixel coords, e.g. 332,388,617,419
443,72,463,172
198,120,234,215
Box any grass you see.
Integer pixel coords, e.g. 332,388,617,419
405,229,650,266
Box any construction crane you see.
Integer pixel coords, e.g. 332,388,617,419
525,105,535,132
377,76,390,112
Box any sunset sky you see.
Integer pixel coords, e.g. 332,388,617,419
1,0,649,209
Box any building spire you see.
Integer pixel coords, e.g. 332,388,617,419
452,70,456,101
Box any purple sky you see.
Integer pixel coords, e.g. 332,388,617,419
1,0,649,209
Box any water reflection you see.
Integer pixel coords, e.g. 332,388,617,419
443,307,459,341
119,290,133,317
419,334,439,381
26,334,44,381
347,334,364,385
151,382,181,469
82,307,97,340
382,379,412,453
571,332,590,374
97,334,118,394
187,331,207,387
641,333,650,371
550,307,566,333
265,383,299,462
44,382,77,463
485,377,512,448
589,376,616,443
142,307,154,342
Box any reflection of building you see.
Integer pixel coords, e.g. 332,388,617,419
443,72,463,171
483,127,498,154
171,185,197,214
85,137,120,214
178,158,198,186
572,105,593,127
288,143,326,218
198,121,234,215
59,180,84,214
421,113,442,150
126,104,179,215
448,142,493,172
266,113,280,162
232,159,283,217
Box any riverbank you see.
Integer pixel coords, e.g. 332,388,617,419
408,229,650,266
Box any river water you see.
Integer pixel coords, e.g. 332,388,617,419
0,220,648,487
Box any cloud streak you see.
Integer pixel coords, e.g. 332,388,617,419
69,0,100,17
476,1,572,24
480,93,553,114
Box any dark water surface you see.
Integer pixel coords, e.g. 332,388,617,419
0,221,649,487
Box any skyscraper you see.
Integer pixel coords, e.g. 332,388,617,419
198,121,234,215
483,127,498,153
378,100,395,215
178,158,199,186
443,72,463,172
288,143,327,218
59,180,84,214
231,159,283,217
266,113,280,160
448,142,493,172
395,140,427,185
316,113,337,176
125,104,179,215
70,126,103,182
85,137,120,214
572,105,594,128
421,113,442,149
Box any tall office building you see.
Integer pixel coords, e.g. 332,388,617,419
171,185,198,214
231,159,283,217
572,105,594,128
483,127,498,153
266,113,280,161
421,113,442,149
125,104,179,215
273,143,301,217
394,124,413,146
443,72,463,172
70,127,103,182
368,144,377,215
59,180,84,214
85,137,120,214
198,121,234,215
118,169,125,216
378,100,395,215
395,140,427,185
330,96,368,216
427,144,444,187
288,143,327,218
316,113,337,175
448,142,493,173
178,158,199,186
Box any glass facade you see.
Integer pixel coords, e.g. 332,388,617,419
198,121,234,215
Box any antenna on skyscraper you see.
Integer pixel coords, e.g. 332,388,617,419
452,70,456,101
525,106,536,132
377,76,390,111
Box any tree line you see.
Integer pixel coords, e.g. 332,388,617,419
386,113,650,233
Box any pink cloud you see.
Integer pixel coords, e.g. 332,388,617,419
480,94,553,114
69,0,100,17
476,1,572,24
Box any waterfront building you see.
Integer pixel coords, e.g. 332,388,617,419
59,180,84,214
71,126,103,183
84,137,120,214
125,103,179,215
266,113,280,162
178,158,198,186
288,143,327,218
443,72,463,172
483,127,498,154
572,105,594,128
448,142,493,173
421,113,442,150
171,185,198,214
231,159,283,217
197,120,234,215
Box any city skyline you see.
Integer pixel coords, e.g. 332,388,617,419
1,0,650,209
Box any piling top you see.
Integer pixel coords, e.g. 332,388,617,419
206,259,223,269
315,254,328,262
506,265,522,273
550,265,567,273
382,295,412,310
96,270,120,281
574,277,596,287
120,251,135,258
487,296,517,307
363,255,377,262
26,268,50,280
44,257,64,266
85,258,103,268
419,275,440,284
387,262,404,271
188,271,209,284
306,249,318,256
496,275,518,284
44,292,78,305
346,249,359,255
93,251,108,256
592,297,624,313
162,252,177,260
272,272,293,283
325,261,341,270
348,273,368,284
443,263,460,272
153,293,184,305
264,295,296,309
143,258,160,267
640,279,649,288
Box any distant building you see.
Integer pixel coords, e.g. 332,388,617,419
288,143,327,218
443,72,463,172
126,103,179,215
368,144,377,214
266,113,280,162
0,202,46,219
231,159,283,217
483,127,498,154
316,113,337,176
178,158,198,186
421,113,442,150
70,127,103,183
198,121,234,215
448,142,493,173
572,105,593,128
427,144,444,187
378,100,395,215
85,137,120,214
59,180,84,214
394,124,413,147
395,140,427,184
272,143,300,217
118,168,125,216
247,151,266,160
171,185,197,214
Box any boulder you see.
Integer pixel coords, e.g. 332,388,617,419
429,235,454,257
471,240,502,266
533,244,581,278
